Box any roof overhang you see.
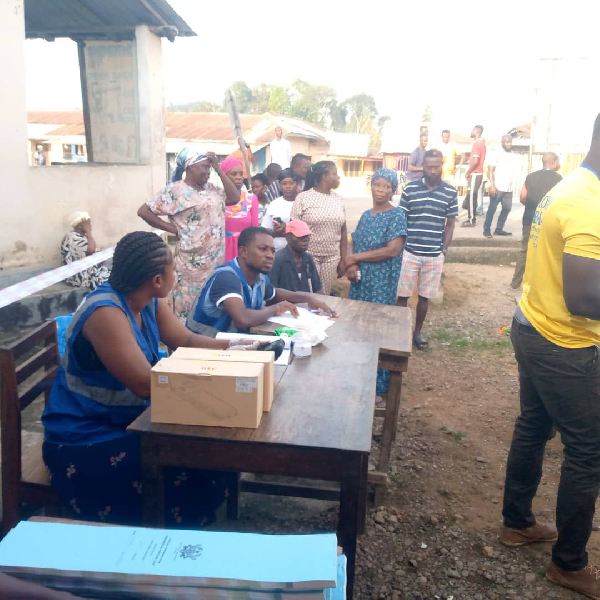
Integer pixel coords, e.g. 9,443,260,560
24,0,196,41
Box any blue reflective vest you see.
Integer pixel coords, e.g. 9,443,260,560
42,283,160,445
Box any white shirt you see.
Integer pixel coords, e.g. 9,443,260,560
489,150,519,192
261,197,294,250
269,138,293,168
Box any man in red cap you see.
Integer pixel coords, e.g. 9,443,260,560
269,220,322,294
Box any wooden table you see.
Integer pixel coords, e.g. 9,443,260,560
252,296,412,504
128,341,379,599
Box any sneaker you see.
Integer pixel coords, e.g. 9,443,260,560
494,230,513,236
499,522,558,547
483,231,493,239
546,561,600,599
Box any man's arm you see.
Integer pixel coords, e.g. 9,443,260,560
273,289,336,315
520,183,528,205
221,297,298,330
442,217,456,253
563,253,600,320
406,149,422,172
487,165,497,196
465,153,480,179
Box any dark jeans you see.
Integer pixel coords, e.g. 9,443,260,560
484,191,513,234
510,224,531,288
503,320,600,570
464,174,483,221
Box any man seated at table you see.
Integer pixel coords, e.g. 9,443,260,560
269,220,322,294
186,227,334,336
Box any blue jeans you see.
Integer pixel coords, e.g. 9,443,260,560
483,190,513,233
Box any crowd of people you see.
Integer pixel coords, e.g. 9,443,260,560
44,116,600,600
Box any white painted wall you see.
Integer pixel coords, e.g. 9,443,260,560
0,19,166,269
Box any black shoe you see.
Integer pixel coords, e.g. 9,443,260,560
483,231,493,238
494,230,513,236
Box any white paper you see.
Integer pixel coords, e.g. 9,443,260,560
267,307,335,333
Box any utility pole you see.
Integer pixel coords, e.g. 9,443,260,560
224,88,252,186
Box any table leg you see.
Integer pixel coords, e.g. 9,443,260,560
140,437,165,527
357,453,368,536
226,472,241,520
338,454,365,599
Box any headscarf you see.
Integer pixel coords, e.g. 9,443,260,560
220,157,243,174
371,168,399,193
69,211,90,228
172,148,209,182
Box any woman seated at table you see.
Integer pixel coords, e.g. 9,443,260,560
345,168,407,404
42,231,249,528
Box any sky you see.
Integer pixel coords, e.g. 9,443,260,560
24,0,600,140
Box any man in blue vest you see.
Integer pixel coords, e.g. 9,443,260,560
186,227,335,336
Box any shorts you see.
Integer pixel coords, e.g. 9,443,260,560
397,251,444,299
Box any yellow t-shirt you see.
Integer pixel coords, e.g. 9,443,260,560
520,166,600,348
440,141,458,181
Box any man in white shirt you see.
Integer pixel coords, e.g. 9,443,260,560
483,135,519,237
269,127,292,168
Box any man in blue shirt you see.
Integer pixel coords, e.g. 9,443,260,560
397,150,458,349
406,134,428,182
186,227,334,336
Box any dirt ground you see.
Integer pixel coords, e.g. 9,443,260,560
233,264,594,599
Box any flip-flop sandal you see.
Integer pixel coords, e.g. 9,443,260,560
461,220,476,228
375,396,386,409
413,336,429,350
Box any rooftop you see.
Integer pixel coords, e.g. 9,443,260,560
24,0,195,41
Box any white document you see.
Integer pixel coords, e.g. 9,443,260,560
267,307,335,333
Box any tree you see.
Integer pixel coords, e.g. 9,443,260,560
250,83,271,114
289,79,338,127
344,94,378,134
268,85,290,114
229,81,253,113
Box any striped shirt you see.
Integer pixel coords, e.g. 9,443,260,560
400,179,458,256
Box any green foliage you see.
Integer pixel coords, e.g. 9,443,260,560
268,85,290,114
229,81,253,113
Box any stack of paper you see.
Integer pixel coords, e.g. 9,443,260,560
0,522,345,598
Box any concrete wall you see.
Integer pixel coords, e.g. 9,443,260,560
0,18,165,268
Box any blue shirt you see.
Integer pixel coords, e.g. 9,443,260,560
400,179,458,256
407,147,427,181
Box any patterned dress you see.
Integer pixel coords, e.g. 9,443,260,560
225,190,259,261
61,231,110,290
290,189,346,295
349,207,407,394
147,180,226,321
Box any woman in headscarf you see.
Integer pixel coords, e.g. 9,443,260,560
290,161,347,295
345,168,407,402
61,211,110,290
221,157,259,261
138,149,240,321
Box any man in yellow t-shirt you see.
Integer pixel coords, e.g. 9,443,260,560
439,129,458,182
500,114,600,599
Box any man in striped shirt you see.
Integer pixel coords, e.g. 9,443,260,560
397,149,458,349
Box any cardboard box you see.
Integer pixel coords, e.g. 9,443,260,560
170,347,275,411
151,358,263,428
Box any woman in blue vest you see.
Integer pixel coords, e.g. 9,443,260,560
42,231,242,527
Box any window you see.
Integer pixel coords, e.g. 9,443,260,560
343,160,362,177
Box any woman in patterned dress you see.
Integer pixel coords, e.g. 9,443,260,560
221,157,259,261
61,211,110,290
138,149,240,320
290,161,348,295
346,168,407,398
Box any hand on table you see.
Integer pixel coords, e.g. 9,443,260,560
274,301,299,317
307,299,338,318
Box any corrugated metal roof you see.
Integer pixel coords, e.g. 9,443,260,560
24,0,195,40
27,111,330,146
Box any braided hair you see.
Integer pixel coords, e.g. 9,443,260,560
109,232,171,293
312,160,336,185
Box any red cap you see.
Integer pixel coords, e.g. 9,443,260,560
286,220,312,237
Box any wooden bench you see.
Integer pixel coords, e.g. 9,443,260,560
0,321,62,537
